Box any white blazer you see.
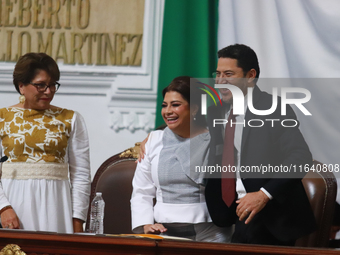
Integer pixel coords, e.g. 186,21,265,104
130,129,211,233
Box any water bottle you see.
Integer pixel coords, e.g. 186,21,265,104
89,192,105,234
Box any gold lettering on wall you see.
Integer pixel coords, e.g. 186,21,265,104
55,32,68,62
64,0,74,30
70,32,84,64
5,0,17,27
6,30,16,61
76,0,90,29
0,0,144,66
46,0,62,29
17,31,31,57
18,0,32,27
38,31,54,55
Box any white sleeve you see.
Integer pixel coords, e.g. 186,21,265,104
68,111,91,221
0,143,11,210
130,133,157,233
260,187,273,200
0,182,11,211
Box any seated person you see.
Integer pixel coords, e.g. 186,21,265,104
130,76,232,242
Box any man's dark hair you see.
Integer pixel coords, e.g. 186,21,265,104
218,44,260,80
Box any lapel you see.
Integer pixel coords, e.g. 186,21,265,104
241,85,262,154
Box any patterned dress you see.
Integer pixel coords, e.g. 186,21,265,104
0,107,91,233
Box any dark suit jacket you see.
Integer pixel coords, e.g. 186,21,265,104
205,85,316,242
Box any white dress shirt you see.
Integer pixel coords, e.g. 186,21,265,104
222,89,272,200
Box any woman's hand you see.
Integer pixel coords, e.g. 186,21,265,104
73,218,84,233
143,223,167,234
136,133,150,163
1,207,20,229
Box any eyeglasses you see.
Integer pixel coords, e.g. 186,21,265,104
212,72,233,79
212,72,237,83
29,82,60,92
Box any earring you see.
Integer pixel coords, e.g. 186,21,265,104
193,115,196,121
19,95,25,104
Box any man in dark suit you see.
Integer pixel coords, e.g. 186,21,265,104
205,44,316,245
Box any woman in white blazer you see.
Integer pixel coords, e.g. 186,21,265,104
130,76,232,242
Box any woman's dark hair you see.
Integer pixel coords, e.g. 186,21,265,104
13,52,60,94
162,76,207,128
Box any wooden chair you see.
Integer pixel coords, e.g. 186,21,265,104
87,150,337,246
85,144,140,234
295,160,337,247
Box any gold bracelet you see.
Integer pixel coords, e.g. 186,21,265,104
0,206,12,215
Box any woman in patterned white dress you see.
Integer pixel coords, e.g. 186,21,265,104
0,53,91,233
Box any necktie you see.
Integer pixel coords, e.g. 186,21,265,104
221,109,236,207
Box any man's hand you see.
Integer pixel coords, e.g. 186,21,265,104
330,226,340,240
236,190,270,224
1,207,20,229
143,223,167,234
136,133,150,162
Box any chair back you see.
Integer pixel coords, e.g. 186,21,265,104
295,160,337,247
85,153,137,234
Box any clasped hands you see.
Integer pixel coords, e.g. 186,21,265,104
236,190,270,224
143,223,167,234
137,138,269,226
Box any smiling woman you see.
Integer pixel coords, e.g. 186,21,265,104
130,76,233,242
161,76,208,138
0,53,91,233
161,90,191,137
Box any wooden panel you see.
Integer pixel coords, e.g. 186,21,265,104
0,230,156,255
0,230,338,255
157,240,340,255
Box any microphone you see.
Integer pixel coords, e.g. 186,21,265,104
0,156,8,163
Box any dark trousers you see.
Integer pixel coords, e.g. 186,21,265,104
231,214,295,246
